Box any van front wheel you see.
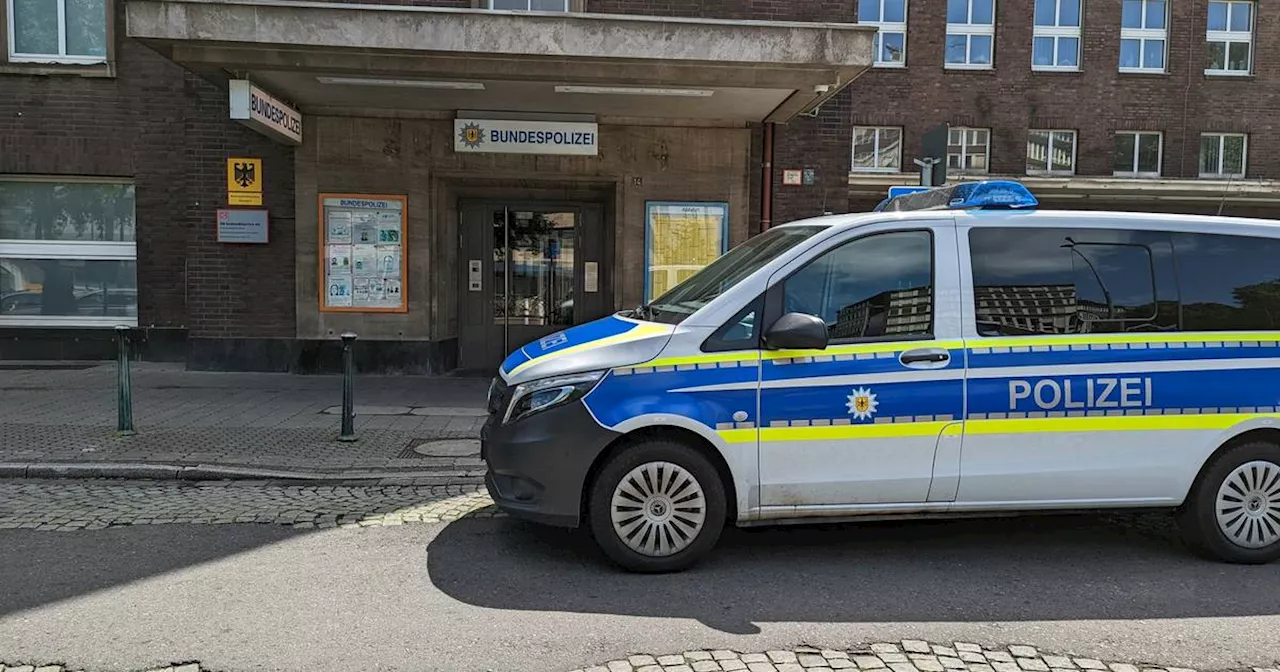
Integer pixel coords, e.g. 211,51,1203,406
1179,440,1280,564
587,440,726,573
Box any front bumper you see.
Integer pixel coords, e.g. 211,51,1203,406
481,399,621,528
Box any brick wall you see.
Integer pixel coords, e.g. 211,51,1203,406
0,1,296,339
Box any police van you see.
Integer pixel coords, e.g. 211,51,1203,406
481,180,1280,573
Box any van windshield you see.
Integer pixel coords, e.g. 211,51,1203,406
636,225,826,325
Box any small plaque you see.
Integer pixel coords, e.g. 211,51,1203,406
216,208,269,244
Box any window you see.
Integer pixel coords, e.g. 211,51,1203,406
1027,130,1076,175
640,226,826,326
487,0,569,9
1113,131,1162,176
1199,133,1247,178
0,179,137,326
948,128,990,174
1174,232,1280,331
6,0,108,64
1032,0,1082,70
1206,0,1253,75
781,231,933,341
1120,0,1167,72
969,227,1178,336
946,0,995,69
859,0,908,68
852,127,903,172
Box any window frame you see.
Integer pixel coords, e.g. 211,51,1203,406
1026,129,1078,176
5,0,110,65
1112,131,1163,177
1032,0,1083,72
945,0,996,70
1205,0,1254,76
0,175,138,328
1198,132,1248,178
1119,0,1168,73
483,0,573,10
948,127,992,175
761,228,937,347
851,126,904,173
859,0,909,69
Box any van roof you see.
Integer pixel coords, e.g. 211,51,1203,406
774,207,1280,236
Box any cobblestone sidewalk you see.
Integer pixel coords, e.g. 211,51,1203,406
0,362,490,481
0,480,499,530
3,641,1276,672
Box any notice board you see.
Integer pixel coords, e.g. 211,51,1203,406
319,193,408,313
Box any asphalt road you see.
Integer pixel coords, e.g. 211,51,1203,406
1,515,1278,672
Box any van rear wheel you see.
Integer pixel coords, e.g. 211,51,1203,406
1178,440,1280,564
587,439,726,573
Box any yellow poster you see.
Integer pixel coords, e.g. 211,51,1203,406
646,203,727,301
226,157,263,206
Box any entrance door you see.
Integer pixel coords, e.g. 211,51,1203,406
459,202,607,371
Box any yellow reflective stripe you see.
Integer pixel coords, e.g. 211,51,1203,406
967,413,1280,434
971,332,1280,350
763,339,965,361
507,323,673,377
718,421,951,444
647,352,761,368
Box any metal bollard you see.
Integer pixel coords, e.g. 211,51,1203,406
338,331,358,442
115,325,136,436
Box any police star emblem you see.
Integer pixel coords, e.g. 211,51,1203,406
459,123,485,149
846,387,879,421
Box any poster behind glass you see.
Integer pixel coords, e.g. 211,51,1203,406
321,195,406,312
644,202,728,302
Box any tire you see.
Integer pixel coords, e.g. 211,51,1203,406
1177,440,1280,564
587,439,727,573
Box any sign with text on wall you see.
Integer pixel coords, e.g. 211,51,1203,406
229,80,303,146
216,208,269,244
226,157,263,206
454,118,599,156
319,194,408,313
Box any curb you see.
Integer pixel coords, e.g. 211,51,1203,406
0,461,484,484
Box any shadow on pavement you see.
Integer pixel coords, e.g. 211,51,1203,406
0,524,304,618
425,514,1280,634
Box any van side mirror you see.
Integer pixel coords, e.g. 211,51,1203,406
764,312,829,350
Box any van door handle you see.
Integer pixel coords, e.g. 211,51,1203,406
900,347,951,368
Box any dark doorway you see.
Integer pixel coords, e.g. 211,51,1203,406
458,201,608,371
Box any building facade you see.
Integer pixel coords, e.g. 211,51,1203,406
1,0,1277,373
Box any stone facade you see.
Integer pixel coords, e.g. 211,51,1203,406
4,0,1280,368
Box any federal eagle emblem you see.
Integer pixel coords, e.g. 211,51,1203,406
459,123,485,149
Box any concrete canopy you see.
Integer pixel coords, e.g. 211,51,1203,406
126,0,876,124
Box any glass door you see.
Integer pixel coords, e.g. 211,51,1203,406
492,208,578,356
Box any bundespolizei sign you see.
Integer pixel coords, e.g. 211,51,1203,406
229,80,303,146
454,119,598,156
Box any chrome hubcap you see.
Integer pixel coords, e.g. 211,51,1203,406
611,461,706,557
1216,460,1280,549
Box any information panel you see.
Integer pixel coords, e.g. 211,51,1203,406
319,194,407,313
644,201,729,302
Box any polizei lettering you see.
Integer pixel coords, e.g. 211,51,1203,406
1008,377,1154,411
489,129,596,146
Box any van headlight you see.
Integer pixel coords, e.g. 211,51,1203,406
504,370,606,424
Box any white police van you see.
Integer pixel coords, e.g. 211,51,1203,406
482,180,1280,572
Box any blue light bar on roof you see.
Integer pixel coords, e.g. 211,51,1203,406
874,180,1039,213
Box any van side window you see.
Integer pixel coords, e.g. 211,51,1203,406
1174,232,1280,331
703,298,762,352
782,230,933,341
969,227,1178,336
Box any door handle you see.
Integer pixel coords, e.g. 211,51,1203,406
900,347,951,368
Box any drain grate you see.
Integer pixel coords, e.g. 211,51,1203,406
396,438,482,459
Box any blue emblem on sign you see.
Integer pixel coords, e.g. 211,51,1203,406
459,123,485,149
